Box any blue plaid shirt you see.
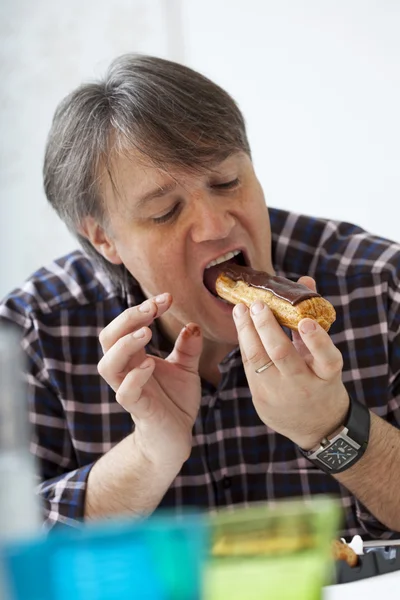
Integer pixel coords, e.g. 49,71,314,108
1,208,400,539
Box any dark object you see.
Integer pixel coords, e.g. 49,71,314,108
299,395,370,474
335,547,400,584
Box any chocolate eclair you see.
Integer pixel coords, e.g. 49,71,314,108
215,264,336,331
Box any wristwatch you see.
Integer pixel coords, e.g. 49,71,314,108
298,396,370,474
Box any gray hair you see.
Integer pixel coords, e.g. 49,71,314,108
43,54,251,286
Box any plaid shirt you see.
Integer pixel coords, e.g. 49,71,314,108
1,208,400,539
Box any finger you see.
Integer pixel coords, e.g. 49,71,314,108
298,318,343,380
297,275,317,292
99,293,172,353
166,323,203,374
249,302,307,376
115,357,156,419
98,326,153,391
292,329,306,353
232,303,274,373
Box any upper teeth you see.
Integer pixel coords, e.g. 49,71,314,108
205,250,241,269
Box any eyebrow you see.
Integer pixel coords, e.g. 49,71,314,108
135,181,177,208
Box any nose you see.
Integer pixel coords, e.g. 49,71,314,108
189,194,236,243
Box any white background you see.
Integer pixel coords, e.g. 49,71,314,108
1,0,399,297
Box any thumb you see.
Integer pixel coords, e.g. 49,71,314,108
166,323,203,374
292,276,317,352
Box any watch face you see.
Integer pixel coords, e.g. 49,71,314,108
318,439,358,470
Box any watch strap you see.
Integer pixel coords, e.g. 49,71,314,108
299,396,370,474
346,394,370,447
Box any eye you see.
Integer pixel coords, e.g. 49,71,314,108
212,178,240,190
152,203,181,224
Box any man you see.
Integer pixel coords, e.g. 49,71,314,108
1,54,399,538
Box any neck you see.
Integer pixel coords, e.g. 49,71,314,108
199,338,237,387
155,308,237,386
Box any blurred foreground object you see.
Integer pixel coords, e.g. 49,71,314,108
0,326,42,598
206,497,340,600
1,495,340,600
2,512,206,600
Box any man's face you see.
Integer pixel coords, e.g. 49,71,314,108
100,151,274,346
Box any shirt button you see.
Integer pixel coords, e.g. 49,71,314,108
222,476,231,489
214,399,222,410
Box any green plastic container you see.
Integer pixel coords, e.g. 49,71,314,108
205,497,341,600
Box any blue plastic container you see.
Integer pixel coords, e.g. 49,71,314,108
1,512,207,600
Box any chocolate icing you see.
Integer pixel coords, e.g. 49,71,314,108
220,264,320,306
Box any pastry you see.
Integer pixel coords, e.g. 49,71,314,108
215,264,336,332
331,539,359,567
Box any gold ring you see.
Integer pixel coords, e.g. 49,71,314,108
255,360,274,374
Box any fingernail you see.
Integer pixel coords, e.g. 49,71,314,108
140,358,153,369
138,301,152,313
234,303,247,318
299,319,317,334
155,293,168,304
133,327,146,338
182,324,201,338
251,302,265,315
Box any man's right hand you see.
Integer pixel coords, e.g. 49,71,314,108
97,293,202,475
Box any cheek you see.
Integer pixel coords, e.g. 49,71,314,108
121,233,184,289
236,178,267,214
237,192,269,229
248,187,269,222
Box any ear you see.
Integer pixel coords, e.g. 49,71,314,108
79,217,122,265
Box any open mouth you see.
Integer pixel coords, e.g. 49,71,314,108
203,250,247,297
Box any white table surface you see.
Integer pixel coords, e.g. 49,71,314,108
323,569,400,599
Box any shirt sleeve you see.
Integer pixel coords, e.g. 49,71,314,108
29,373,95,529
0,302,94,529
387,268,400,423
353,501,399,541
352,268,400,540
